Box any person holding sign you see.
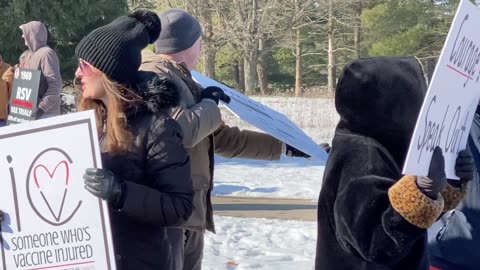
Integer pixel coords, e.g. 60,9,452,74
315,57,473,270
18,21,62,118
74,9,193,269
141,8,314,270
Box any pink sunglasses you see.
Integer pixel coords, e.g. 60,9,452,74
78,59,94,76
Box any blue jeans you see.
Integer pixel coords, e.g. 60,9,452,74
0,120,6,127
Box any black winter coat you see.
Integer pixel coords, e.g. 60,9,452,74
315,57,441,270
102,72,193,270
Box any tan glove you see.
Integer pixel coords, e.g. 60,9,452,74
2,66,15,84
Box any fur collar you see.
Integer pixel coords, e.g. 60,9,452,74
129,71,180,114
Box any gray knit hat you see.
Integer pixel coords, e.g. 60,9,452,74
155,9,202,54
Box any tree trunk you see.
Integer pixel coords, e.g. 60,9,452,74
295,28,303,96
238,59,246,93
202,47,216,78
353,0,363,58
257,37,269,95
198,3,216,78
244,37,258,94
233,59,241,90
327,0,337,93
257,63,268,95
244,56,257,94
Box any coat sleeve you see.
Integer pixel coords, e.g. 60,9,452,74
213,123,283,160
121,118,193,226
38,50,62,113
171,99,223,148
332,144,444,265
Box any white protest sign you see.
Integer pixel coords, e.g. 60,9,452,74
403,0,480,179
0,110,116,270
191,71,328,161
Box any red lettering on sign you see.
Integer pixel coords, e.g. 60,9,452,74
11,99,33,109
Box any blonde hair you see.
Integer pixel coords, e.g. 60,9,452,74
77,74,141,153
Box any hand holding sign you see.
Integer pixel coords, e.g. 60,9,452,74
449,149,474,186
83,168,125,209
403,0,480,179
286,144,311,158
417,147,447,199
201,86,231,105
192,71,328,160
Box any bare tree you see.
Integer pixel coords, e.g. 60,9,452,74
327,0,336,93
314,0,360,93
215,0,283,94
353,0,363,58
283,0,328,96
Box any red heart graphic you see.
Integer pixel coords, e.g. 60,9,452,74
33,160,70,189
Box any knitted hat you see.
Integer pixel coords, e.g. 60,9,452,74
75,9,161,85
155,9,202,54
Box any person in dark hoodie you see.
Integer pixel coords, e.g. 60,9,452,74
19,21,62,118
74,9,193,269
428,106,480,270
315,56,474,270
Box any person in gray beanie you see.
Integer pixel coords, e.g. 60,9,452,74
141,8,313,270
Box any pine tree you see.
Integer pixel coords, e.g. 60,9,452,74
0,0,129,81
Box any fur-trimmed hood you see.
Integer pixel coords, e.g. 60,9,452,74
130,71,180,114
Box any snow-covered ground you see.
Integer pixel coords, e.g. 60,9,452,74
203,216,316,270
213,155,325,201
207,97,335,269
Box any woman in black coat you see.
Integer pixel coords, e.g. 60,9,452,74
315,57,473,270
74,10,193,269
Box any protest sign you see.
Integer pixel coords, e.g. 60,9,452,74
7,68,40,125
403,0,480,179
191,71,328,161
0,110,116,270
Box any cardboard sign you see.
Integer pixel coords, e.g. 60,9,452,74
403,0,480,179
191,71,328,161
7,68,40,125
0,110,116,270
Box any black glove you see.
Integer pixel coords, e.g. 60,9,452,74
0,210,4,223
83,168,125,209
320,143,331,153
448,149,474,187
417,146,447,199
286,144,311,158
201,86,231,104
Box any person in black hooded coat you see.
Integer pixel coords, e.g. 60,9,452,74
73,9,193,270
315,56,473,270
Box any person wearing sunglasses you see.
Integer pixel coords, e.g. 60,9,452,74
74,9,193,269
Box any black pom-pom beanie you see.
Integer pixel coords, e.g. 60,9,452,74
75,9,161,85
